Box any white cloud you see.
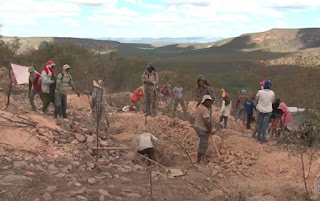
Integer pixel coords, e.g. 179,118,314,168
62,18,79,26
88,15,131,25
274,20,287,26
138,1,163,9
124,0,136,4
0,0,80,25
165,0,211,7
72,0,117,6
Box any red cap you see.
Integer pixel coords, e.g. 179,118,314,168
46,60,55,67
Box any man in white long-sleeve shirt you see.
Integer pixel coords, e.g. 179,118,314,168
135,133,158,160
41,60,56,114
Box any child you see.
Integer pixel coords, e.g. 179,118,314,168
220,93,232,129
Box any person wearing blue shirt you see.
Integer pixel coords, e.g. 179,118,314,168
246,96,255,129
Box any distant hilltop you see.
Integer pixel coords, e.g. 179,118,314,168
3,28,320,54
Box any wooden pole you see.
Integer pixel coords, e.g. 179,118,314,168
149,164,154,201
6,66,12,107
211,135,221,160
137,153,169,171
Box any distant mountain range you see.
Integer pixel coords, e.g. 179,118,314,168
3,28,320,67
97,37,224,44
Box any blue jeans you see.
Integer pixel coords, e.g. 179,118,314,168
54,93,67,118
257,112,272,142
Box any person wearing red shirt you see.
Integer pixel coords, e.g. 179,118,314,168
28,66,43,111
130,86,144,111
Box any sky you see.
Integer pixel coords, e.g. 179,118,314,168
0,0,320,39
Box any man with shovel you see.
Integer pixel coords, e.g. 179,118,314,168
194,95,214,164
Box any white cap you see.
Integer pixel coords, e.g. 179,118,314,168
201,95,213,104
63,64,70,71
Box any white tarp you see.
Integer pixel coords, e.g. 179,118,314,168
288,107,306,114
10,63,29,85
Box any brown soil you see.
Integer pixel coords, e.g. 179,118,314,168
0,84,320,201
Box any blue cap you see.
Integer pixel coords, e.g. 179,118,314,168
264,80,272,89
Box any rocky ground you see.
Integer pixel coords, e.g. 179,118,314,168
1,84,320,201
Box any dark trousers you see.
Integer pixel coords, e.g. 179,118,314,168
220,116,228,128
54,93,67,118
247,113,253,129
145,88,157,116
42,92,55,113
29,89,43,111
138,148,155,160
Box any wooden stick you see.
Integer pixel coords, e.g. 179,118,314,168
149,164,154,201
92,146,133,150
211,135,221,160
137,153,169,171
6,67,12,107
0,116,36,127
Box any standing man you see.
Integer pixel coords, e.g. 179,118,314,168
256,80,275,143
28,66,42,111
173,82,187,115
54,64,80,119
194,95,214,164
41,60,56,114
235,89,248,123
196,75,215,105
142,63,159,117
246,96,255,129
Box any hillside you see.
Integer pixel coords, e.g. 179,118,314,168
216,28,320,52
1,67,320,200
2,37,139,54
4,28,320,54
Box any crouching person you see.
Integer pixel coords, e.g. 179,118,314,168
135,133,158,163
194,95,213,164
54,64,80,119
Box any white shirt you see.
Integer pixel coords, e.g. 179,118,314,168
173,86,183,99
256,89,275,113
135,133,158,152
220,100,232,117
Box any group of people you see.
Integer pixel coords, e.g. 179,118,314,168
130,63,187,116
28,60,80,119
194,80,293,163
28,61,293,165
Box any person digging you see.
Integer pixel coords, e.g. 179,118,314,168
194,95,214,164
135,133,159,165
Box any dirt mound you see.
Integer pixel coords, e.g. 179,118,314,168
67,94,91,109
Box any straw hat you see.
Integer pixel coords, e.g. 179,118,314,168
93,80,104,89
201,95,213,104
28,66,35,73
